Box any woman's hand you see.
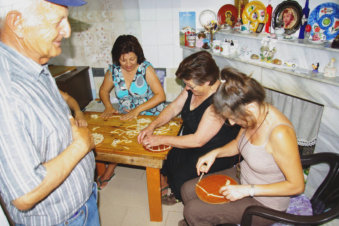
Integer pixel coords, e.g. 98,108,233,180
142,135,162,148
137,125,155,144
196,150,218,176
219,184,252,201
120,108,140,121
100,107,118,120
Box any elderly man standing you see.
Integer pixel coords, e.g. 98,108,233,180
0,0,100,225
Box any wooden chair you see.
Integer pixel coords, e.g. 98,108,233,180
240,152,339,226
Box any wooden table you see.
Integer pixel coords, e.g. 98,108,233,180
84,112,182,222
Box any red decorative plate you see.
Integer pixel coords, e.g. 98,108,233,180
217,4,238,27
195,174,237,204
144,144,171,152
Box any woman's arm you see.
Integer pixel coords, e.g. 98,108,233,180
59,90,87,127
99,70,117,119
196,136,241,176
220,125,305,201
142,105,227,148
120,66,166,120
137,89,187,143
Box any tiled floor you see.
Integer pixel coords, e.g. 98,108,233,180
97,165,184,226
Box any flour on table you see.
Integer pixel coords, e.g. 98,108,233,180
91,114,99,119
92,133,104,145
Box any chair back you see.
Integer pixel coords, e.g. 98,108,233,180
301,152,339,215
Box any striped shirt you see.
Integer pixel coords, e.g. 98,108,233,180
0,42,95,225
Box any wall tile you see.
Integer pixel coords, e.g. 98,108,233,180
143,45,159,66
140,21,158,45
157,45,174,68
157,20,174,46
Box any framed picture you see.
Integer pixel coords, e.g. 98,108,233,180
273,0,302,35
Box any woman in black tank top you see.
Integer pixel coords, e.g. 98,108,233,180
138,51,240,202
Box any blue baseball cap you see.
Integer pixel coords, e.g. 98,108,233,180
45,0,87,6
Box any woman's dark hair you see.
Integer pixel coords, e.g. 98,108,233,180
175,51,219,86
213,67,266,126
111,35,145,65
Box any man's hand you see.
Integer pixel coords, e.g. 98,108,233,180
70,117,94,153
74,111,88,127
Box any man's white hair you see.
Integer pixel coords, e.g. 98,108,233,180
0,0,50,29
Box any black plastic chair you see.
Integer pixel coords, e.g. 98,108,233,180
240,152,339,226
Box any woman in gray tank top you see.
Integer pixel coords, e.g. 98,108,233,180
180,67,305,226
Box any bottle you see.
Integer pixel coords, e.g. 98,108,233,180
265,1,273,33
298,0,310,39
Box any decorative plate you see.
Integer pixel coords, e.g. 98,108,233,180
242,1,268,33
272,0,302,35
195,174,237,204
217,4,238,27
144,144,171,152
308,2,339,40
199,9,217,27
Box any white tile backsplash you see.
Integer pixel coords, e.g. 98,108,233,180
157,20,174,46
143,45,159,67
140,7,157,21
141,21,159,45
157,45,173,68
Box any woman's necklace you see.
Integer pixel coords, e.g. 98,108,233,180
236,106,269,179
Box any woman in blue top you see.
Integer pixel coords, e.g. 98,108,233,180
98,35,166,189
100,34,165,120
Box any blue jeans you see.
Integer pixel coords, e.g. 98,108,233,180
57,183,100,226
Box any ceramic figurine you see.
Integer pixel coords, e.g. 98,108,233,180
196,32,206,48
312,62,319,73
233,18,242,32
284,59,298,69
324,58,337,78
240,21,250,33
312,26,326,42
260,37,276,63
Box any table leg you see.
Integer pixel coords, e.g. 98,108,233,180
146,167,162,222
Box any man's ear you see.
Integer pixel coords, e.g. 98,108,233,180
5,11,24,38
